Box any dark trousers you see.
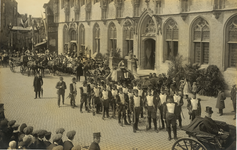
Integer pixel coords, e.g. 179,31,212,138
219,109,223,115
191,110,198,121
166,118,177,138
80,94,88,111
102,100,109,118
133,107,141,130
110,99,116,117
177,115,182,127
148,118,157,130
118,105,126,123
70,95,76,107
58,93,65,106
232,101,236,112
76,75,80,81
158,105,165,128
35,91,40,98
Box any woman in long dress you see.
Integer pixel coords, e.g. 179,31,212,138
183,78,191,98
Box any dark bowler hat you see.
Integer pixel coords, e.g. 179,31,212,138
205,106,213,114
93,132,101,138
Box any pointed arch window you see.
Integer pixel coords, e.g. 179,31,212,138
164,19,179,60
192,18,209,64
93,23,100,53
71,30,77,41
108,23,117,53
123,21,134,57
79,24,85,54
226,16,237,68
63,26,68,53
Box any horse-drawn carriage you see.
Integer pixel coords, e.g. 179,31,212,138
172,117,236,150
8,56,28,74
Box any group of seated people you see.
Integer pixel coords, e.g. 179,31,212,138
0,118,84,150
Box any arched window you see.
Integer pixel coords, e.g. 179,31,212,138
123,21,134,56
225,16,237,68
79,24,85,54
192,18,210,64
71,30,77,41
108,22,117,53
164,19,179,60
93,23,100,54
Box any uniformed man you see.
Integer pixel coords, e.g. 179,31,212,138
55,128,65,146
70,77,77,108
92,83,101,114
127,86,134,124
100,85,112,120
80,81,90,112
137,84,145,118
145,89,159,132
131,89,142,133
117,88,129,126
44,132,52,148
89,132,101,150
111,84,118,118
35,130,46,149
173,90,184,127
163,96,178,141
47,134,63,150
187,92,201,121
158,87,167,129
63,130,76,150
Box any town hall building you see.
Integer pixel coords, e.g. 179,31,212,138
48,0,237,87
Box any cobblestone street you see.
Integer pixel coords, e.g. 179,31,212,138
0,67,236,150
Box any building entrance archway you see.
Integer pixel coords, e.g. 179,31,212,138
143,38,156,69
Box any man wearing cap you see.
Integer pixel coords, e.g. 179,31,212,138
44,132,52,148
47,134,63,150
56,128,65,146
100,85,112,120
163,96,178,141
116,87,129,125
158,87,167,129
89,132,101,150
35,130,46,149
11,124,20,148
187,92,201,121
63,130,76,150
6,120,16,142
131,89,142,133
230,85,236,120
144,89,159,132
76,61,83,82
92,83,102,114
80,81,90,112
137,84,145,118
173,90,184,128
70,77,77,108
56,77,67,107
33,73,43,99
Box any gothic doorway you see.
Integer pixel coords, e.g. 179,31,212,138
144,39,155,69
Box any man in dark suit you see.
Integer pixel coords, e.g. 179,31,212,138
89,132,101,150
70,78,77,108
56,77,67,107
76,62,83,82
63,130,76,150
33,73,43,99
83,62,89,81
80,81,90,112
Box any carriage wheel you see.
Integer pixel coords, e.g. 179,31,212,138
20,66,25,75
172,138,207,150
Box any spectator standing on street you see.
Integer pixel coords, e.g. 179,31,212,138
89,132,101,150
70,78,77,108
216,89,226,116
33,73,43,99
83,62,89,81
56,77,67,107
76,62,83,82
230,85,236,120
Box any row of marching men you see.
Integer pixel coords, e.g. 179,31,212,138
78,78,201,141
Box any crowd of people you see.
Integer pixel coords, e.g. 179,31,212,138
0,105,101,150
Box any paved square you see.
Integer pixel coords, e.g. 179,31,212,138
0,68,235,150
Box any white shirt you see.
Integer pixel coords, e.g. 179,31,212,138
134,96,141,107
138,89,143,97
173,95,181,105
191,98,199,110
123,87,128,94
73,83,77,92
102,90,109,100
119,93,125,104
112,89,118,98
94,87,100,97
167,103,175,113
83,86,87,93
159,94,167,104
147,95,154,106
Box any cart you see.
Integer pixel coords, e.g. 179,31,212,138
172,117,236,150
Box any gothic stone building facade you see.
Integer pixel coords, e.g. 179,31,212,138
54,0,237,88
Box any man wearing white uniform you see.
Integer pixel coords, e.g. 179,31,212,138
187,92,201,121
163,96,178,141
173,90,184,127
101,85,112,120
132,89,142,133
158,88,167,129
